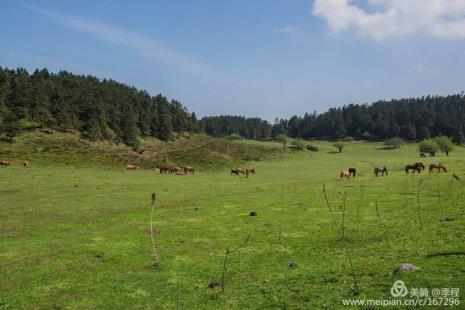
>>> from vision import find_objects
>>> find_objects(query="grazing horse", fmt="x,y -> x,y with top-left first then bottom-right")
340,170 -> 351,179
23,160 -> 29,168
374,167 -> 388,177
126,163 -> 139,170
429,163 -> 447,173
231,168 -> 245,175
348,168 -> 356,177
171,166 -> 183,174
158,165 -> 168,174
416,162 -> 425,170
0,160 -> 12,167
248,168 -> 256,174
183,166 -> 195,175
420,153 -> 426,158
405,162 -> 424,174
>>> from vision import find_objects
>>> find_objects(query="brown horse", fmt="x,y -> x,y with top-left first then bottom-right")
23,160 -> 29,168
405,162 -> 424,174
0,160 -> 12,167
171,166 -> 183,174
231,168 -> 245,175
248,168 -> 256,174
126,163 -> 139,170
429,163 -> 447,173
340,170 -> 351,179
183,166 -> 195,175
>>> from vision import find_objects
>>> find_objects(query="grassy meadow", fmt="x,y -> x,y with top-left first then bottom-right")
1,136 -> 465,308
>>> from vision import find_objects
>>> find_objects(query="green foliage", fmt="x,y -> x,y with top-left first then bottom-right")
291,138 -> 305,150
433,136 -> 455,154
306,144 -> 318,152
275,134 -> 288,148
0,67 -> 198,147
334,142 -> 344,152
383,137 -> 404,149
418,139 -> 438,154
226,133 -> 244,140
16,118 -> 39,131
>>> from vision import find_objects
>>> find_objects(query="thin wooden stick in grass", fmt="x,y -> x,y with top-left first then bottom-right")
220,233 -> 251,293
417,180 -> 423,229
322,185 -> 358,290
341,192 -> 347,241
375,200 -> 381,222
150,192 -> 159,264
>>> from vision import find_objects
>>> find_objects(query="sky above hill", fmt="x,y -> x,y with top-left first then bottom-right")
1,0 -> 465,120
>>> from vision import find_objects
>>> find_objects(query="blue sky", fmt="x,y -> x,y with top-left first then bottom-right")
1,0 -> 465,120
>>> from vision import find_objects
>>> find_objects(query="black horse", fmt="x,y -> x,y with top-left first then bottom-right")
348,168 -> 356,177
374,167 -> 388,177
405,162 -> 425,174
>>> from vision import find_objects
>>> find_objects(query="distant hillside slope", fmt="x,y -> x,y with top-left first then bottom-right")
0,130 -> 285,169
0,67 -> 198,149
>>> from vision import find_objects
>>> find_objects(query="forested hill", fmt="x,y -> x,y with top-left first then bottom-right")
202,95 -> 465,143
0,67 -> 199,149
1,67 -> 465,147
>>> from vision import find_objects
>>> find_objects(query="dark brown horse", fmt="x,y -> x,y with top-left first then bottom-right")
374,167 -> 388,177
405,162 -> 425,174
348,168 -> 356,177
429,163 -> 447,173
248,168 -> 256,174
231,168 -> 245,175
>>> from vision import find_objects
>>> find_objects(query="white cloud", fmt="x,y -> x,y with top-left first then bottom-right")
27,6 -> 213,76
312,0 -> 465,40
407,63 -> 443,75
274,25 -> 300,34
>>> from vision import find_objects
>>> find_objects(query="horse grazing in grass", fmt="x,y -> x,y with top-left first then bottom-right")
231,168 -> 245,175
405,162 -> 424,174
429,163 -> 447,173
0,160 -> 12,167
183,166 -> 195,175
158,165 -> 171,174
348,168 -> 356,177
126,163 -> 139,170
340,170 -> 351,179
374,167 -> 388,177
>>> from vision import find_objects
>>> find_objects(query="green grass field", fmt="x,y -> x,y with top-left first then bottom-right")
1,137 -> 465,309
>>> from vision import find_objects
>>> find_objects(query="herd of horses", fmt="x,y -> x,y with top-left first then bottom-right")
340,162 -> 447,179
125,163 -> 195,175
231,167 -> 256,177
0,158 -> 448,179
0,160 -> 29,168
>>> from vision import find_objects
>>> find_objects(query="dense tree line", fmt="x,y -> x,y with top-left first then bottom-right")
0,67 -> 199,148
202,95 -> 465,143
200,115 -> 271,139
2,67 -> 464,147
